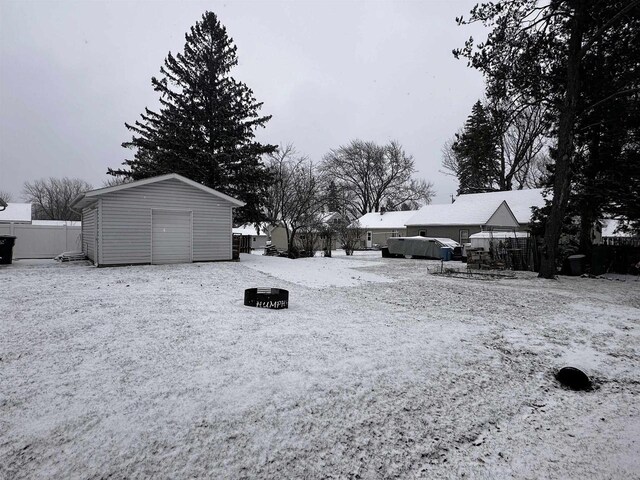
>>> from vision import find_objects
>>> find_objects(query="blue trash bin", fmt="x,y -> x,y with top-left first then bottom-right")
440,247 -> 453,261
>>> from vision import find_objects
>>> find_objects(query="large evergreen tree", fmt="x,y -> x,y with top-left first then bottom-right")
108,11 -> 276,225
571,4 -> 640,250
450,101 -> 498,194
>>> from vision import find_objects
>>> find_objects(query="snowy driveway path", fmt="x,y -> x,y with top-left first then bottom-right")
1,256 -> 639,479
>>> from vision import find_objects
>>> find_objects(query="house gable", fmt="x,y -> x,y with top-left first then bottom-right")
485,201 -> 519,228
72,173 -> 245,210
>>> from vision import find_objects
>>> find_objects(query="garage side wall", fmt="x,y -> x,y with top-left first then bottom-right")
99,179 -> 233,265
82,207 -> 97,262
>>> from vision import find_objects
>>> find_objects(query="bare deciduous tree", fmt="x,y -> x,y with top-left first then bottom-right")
264,145 -> 325,256
22,177 -> 92,221
441,101 -> 548,192
0,190 -> 13,204
320,140 -> 433,218
102,175 -> 133,188
338,219 -> 364,256
491,102 -> 549,190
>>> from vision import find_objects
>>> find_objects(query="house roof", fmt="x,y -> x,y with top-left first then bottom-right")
319,211 -> 341,224
352,210 -> 417,229
71,173 -> 246,209
405,200 -> 518,227
406,188 -> 545,227
0,203 -> 32,223
453,188 -> 546,224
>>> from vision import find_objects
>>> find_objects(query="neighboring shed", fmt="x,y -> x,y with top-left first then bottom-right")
233,224 -> 268,249
405,199 -> 521,244
71,173 -> 245,266
351,210 -> 418,248
0,205 -> 84,259
468,231 -> 530,251
270,211 -> 342,252
0,203 -> 32,224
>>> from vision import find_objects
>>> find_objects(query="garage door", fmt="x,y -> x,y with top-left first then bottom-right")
152,210 -> 192,264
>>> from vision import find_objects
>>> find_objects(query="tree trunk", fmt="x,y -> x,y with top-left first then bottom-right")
579,125 -> 602,256
539,0 -> 586,279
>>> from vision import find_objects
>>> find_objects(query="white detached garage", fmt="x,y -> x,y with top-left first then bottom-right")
71,173 -> 245,266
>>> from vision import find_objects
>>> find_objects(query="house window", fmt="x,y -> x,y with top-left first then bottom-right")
391,230 -> 399,237
419,230 -> 427,237
459,229 -> 469,244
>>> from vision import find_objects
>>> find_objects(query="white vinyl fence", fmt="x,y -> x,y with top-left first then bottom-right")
0,223 -> 82,259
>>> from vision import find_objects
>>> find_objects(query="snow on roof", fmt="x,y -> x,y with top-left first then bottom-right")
406,189 -> 545,226
453,188 -> 546,224
469,231 -> 530,239
0,203 -> 31,222
434,237 -> 461,247
600,219 -> 632,237
233,224 -> 267,236
319,212 -> 341,223
406,204 -> 459,226
353,210 -> 417,229
406,201 -> 517,227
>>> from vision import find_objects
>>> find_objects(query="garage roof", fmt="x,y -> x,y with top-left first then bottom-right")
71,173 -> 246,209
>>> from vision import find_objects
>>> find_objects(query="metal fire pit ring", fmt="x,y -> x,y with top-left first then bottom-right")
244,288 -> 289,310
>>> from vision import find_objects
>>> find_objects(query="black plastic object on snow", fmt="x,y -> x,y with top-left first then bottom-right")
244,288 -> 289,309
567,254 -> 586,276
0,235 -> 17,265
555,366 -> 592,391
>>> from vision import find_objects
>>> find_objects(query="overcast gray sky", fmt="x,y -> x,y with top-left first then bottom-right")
0,0 -> 487,204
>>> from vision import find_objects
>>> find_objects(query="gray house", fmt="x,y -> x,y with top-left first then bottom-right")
71,173 -> 244,266
405,189 -> 545,244
405,200 -> 520,244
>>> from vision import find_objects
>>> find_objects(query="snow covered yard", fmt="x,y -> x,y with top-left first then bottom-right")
1,254 -> 639,479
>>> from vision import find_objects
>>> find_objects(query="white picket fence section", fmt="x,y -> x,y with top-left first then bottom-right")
0,223 -> 82,259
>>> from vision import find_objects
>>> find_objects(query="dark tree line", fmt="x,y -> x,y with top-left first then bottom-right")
453,0 -> 640,278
